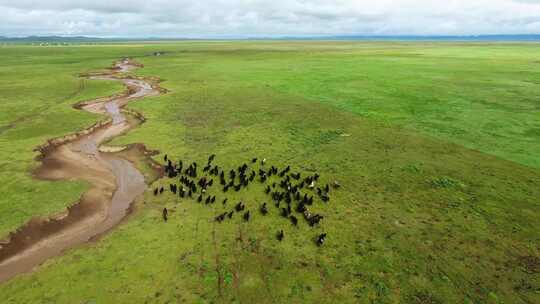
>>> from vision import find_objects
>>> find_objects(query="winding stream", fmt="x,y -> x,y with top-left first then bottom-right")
0,59 -> 162,283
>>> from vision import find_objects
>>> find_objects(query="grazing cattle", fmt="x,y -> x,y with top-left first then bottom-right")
164,154 -> 168,162
279,165 -> 290,177
215,212 -> 226,223
235,202 -> 245,212
187,162 -> 198,178
333,180 -> 341,189
177,161 -> 183,174
285,193 -> 291,204
296,202 -> 306,213
162,208 -> 168,222
304,211 -> 324,227
289,215 -> 298,226
159,158 -> 331,243
277,230 -> 284,241
198,177 -> 207,188
260,203 -> 268,215
316,233 -> 327,246
170,184 -> 177,194
321,193 -> 330,202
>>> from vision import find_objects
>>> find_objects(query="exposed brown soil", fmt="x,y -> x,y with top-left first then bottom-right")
0,59 -> 164,283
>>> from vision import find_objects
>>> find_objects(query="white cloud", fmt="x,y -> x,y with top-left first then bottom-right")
0,0 -> 539,37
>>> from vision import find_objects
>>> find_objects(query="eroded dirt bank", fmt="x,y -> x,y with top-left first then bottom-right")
0,59 -> 164,283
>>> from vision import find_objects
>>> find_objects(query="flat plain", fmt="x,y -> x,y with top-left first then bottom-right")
0,41 -> 539,303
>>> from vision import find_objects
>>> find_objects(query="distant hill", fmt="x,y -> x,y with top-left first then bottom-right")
0,36 -> 108,43
1,34 -> 539,43
263,34 -> 540,41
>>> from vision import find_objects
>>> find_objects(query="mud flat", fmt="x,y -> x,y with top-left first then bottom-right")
0,59 -> 164,283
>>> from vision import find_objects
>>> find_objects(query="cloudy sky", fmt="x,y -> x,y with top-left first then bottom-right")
1,0 -> 539,37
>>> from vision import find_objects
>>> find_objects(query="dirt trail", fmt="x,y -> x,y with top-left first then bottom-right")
0,59 -> 163,283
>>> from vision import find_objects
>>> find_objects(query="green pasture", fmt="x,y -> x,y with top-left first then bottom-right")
0,42 -> 538,303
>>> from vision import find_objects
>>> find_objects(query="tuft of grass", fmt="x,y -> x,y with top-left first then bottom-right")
431,176 -> 464,188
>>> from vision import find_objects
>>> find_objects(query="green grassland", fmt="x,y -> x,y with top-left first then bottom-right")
0,42 -> 539,303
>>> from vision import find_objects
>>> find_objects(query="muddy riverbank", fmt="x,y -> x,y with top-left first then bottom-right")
0,59 -> 164,283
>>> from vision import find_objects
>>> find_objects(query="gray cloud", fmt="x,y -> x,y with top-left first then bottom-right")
0,0 -> 539,37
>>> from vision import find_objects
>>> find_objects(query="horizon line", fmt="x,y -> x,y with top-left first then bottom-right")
2,34 -> 540,39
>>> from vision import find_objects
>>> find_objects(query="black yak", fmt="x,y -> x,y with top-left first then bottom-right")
277,230 -> 284,241
162,208 -> 168,222
235,202 -> 245,212
316,233 -> 327,246
260,203 -> 268,215
290,215 -> 298,226
215,212 -> 227,223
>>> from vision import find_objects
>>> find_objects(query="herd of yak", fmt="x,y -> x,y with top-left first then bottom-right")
154,154 -> 340,246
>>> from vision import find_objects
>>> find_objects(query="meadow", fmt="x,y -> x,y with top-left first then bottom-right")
0,41 -> 539,303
